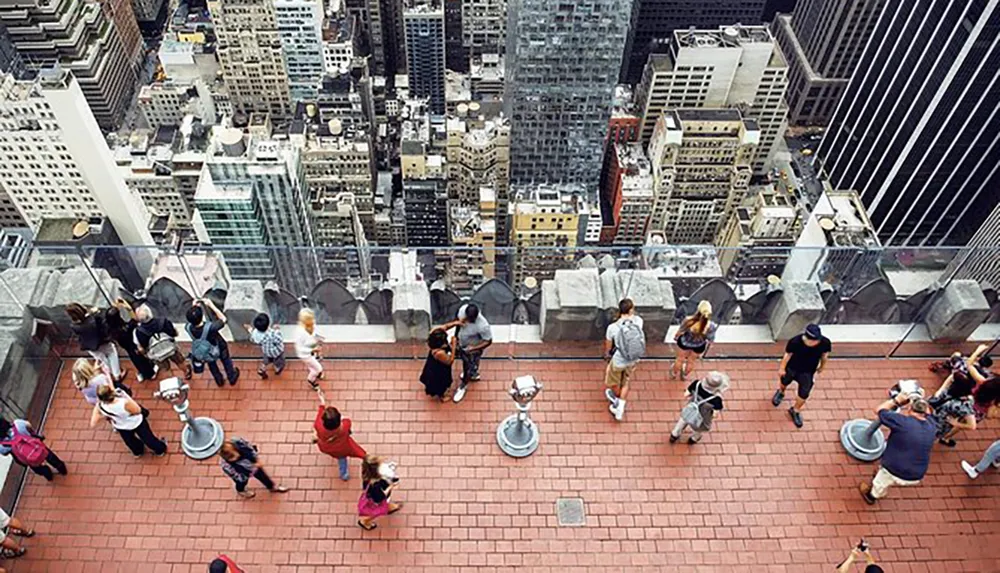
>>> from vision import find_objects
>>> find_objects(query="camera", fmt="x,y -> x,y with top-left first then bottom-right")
856,538 -> 868,553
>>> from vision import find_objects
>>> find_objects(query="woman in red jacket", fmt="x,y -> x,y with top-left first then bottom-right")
313,388 -> 367,481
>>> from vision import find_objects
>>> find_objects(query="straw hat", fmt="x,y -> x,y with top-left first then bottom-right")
701,371 -> 730,393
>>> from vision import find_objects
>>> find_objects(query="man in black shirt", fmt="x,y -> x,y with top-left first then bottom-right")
186,299 -> 240,387
771,323 -> 831,428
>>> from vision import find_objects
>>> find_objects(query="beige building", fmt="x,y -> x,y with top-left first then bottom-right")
447,196 -> 497,294
636,25 -> 788,174
717,189 -> 802,282
445,112 -> 510,245
647,109 -> 759,245
209,0 -> 292,119
509,184 -> 587,286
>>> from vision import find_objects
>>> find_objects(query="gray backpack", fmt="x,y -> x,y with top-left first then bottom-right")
614,318 -> 646,363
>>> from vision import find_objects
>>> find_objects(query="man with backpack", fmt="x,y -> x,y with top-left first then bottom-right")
603,298 -> 646,421
186,299 -> 240,387
0,418 -> 67,482
135,304 -> 192,380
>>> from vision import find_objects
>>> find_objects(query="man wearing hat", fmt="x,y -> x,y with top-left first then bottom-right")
772,323 -> 831,428
860,393 -> 936,504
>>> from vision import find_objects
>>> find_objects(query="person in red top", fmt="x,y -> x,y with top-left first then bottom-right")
209,555 -> 244,572
313,388 -> 366,481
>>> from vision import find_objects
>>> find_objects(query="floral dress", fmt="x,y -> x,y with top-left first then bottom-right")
932,396 -> 976,437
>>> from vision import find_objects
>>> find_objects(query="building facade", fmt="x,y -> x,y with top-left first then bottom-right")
601,142 -> 653,246
274,0 -> 326,101
717,188 -> 801,282
635,25 -> 789,174
403,179 -> 449,247
647,109 -> 759,244
505,0 -> 632,188
444,0 -> 466,72
620,0 -> 766,85
209,0 -> 293,119
462,0 -> 505,58
509,184 -> 587,285
404,1 -> 446,114
771,0 -> 885,126
817,0 -> 1000,246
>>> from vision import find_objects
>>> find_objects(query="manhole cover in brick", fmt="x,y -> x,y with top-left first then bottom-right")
556,497 -> 586,526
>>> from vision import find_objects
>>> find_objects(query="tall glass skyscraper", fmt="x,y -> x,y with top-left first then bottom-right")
505,0 -> 633,188
818,0 -> 1000,246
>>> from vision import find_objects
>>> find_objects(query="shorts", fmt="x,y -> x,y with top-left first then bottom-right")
780,369 -> 815,400
605,362 -> 635,389
677,338 -> 707,354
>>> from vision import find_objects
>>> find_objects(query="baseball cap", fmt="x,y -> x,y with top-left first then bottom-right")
804,323 -> 822,339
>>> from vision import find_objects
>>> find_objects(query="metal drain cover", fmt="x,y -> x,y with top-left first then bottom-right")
556,497 -> 586,526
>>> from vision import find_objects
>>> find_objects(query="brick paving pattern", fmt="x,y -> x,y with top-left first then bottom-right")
7,351 -> 1000,572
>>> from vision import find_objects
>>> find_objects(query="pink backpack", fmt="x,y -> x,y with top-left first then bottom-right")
2,426 -> 48,467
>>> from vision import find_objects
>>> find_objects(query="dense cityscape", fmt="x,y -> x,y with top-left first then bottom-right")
0,0 -> 995,300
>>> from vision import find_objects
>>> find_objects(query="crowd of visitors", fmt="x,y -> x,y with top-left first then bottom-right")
0,295 -> 994,570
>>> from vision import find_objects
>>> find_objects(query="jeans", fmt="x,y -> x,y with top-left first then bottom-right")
118,334 -> 156,380
338,457 -> 350,480
235,468 -> 275,492
25,450 -> 68,481
457,347 -> 482,387
670,416 -> 704,442
206,343 -> 239,386
974,439 -> 1000,473
871,466 -> 920,499
88,342 -> 121,379
117,418 -> 167,456
258,352 -> 286,376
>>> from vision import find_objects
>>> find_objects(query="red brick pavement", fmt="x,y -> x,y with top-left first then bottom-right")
7,352 -> 1000,572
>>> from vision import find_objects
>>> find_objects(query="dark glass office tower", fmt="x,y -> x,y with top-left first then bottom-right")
818,0 -> 1000,246
620,0 -> 765,85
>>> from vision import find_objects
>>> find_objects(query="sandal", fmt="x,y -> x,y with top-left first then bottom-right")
1,547 -> 26,559
357,520 -> 377,531
237,490 -> 256,499
388,503 -> 404,514
939,438 -> 957,447
9,527 -> 34,538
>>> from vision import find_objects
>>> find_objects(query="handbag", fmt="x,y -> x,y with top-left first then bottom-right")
680,381 -> 720,430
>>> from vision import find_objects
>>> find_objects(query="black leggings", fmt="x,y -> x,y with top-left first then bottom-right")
235,468 -> 275,492
24,450 -> 68,481
117,418 -> 167,456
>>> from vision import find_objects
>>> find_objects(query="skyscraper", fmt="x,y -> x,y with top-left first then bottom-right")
463,0 -> 506,58
444,0 -> 466,72
818,0 -> 1000,246
635,25 -> 788,174
0,0 -> 141,130
620,0 -> 766,85
505,0 -> 632,187
0,23 -> 24,79
209,0 -> 292,119
274,0 -> 326,101
772,0 -> 885,125
404,1 -> 446,114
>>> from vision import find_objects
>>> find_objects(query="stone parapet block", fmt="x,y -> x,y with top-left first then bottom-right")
1,267 -> 121,339
925,280 -> 990,342
768,281 -> 825,340
225,280 -> 267,342
599,270 -> 676,342
392,281 -> 431,341
540,268 -> 601,341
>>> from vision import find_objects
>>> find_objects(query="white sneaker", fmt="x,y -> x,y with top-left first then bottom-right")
604,389 -> 618,405
962,460 -> 980,479
609,400 -> 626,421
993,458 -> 1000,469
452,385 -> 467,403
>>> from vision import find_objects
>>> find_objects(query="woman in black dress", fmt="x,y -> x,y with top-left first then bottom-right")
420,328 -> 455,400
105,299 -> 157,382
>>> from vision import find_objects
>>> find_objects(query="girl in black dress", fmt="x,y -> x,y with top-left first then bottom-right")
420,328 -> 455,401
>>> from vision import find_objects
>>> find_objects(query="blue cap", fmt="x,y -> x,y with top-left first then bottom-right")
804,323 -> 822,339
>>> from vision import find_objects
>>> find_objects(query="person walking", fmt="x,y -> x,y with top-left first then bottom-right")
961,439 -> 1000,479
0,418 -> 67,482
357,455 -> 403,530
420,328 -> 456,400
90,384 -> 168,458
105,298 -> 157,382
603,298 -> 646,422
438,304 -> 492,404
669,371 -> 730,444
186,299 -> 240,387
0,507 -> 34,560
66,302 -> 125,383
772,323 -> 831,428
930,394 -> 977,447
246,313 -> 285,379
313,388 -> 366,480
859,394 -> 936,504
671,301 -> 718,380
218,438 -> 290,499
135,304 -> 192,379
209,555 -> 245,573
295,308 -> 325,389
72,358 -> 114,405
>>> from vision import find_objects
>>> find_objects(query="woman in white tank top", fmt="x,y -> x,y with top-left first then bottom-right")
90,384 -> 168,458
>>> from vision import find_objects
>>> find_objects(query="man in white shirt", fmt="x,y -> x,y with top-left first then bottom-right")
439,303 -> 493,403
603,299 -> 645,421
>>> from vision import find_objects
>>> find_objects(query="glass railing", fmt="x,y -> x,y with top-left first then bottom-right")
4,241 -> 997,362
